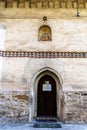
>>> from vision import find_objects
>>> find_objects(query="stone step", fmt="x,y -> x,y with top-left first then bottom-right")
36,116 -> 58,122
33,122 -> 62,128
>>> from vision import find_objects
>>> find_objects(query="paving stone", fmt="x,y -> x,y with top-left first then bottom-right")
0,123 -> 87,130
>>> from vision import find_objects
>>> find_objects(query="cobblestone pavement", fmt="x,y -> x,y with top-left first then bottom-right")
0,123 -> 87,130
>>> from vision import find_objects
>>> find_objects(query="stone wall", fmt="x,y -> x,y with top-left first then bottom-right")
64,91 -> 87,123
0,18 -> 87,51
0,58 -> 87,123
1,58 -> 87,88
0,90 -> 87,124
0,8 -> 87,124
0,91 -> 29,124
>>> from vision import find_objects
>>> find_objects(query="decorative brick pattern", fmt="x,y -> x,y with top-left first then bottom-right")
0,0 -> 86,9
0,51 -> 87,58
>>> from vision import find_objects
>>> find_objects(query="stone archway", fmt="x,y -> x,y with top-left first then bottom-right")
30,68 -> 64,122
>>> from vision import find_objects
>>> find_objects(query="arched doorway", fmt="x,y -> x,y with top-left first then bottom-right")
37,74 -> 57,117
30,68 -> 64,122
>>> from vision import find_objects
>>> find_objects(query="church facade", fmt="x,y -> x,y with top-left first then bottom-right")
0,0 -> 87,124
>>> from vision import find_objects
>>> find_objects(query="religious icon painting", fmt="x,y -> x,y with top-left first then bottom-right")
39,25 -> 52,41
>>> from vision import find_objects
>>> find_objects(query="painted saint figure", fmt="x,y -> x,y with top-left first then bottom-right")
39,25 -> 52,41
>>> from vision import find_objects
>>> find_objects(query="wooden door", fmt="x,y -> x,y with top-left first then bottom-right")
37,75 -> 57,117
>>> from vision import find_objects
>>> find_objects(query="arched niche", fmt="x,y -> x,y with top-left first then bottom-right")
38,25 -> 52,41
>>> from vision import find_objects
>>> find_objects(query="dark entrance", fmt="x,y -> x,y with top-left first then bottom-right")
37,74 -> 57,117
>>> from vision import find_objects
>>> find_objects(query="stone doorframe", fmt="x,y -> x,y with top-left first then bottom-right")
29,67 -> 64,122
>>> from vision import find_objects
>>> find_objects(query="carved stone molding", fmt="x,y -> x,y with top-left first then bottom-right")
0,51 -> 87,58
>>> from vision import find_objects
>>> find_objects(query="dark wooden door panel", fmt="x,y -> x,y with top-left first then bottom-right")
37,75 -> 57,117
